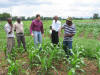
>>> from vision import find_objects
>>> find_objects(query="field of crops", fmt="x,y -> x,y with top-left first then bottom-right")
0,20 -> 100,75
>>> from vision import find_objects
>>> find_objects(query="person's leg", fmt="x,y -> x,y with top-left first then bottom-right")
38,32 -> 42,50
21,35 -> 26,50
6,38 -> 13,58
51,30 -> 58,46
67,41 -> 72,49
51,30 -> 55,44
33,31 -> 38,48
16,34 -> 21,48
10,37 -> 15,52
63,41 -> 73,58
67,41 -> 73,56
38,32 -> 42,44
55,32 -> 59,44
6,38 -> 10,58
12,37 -> 15,48
63,41 -> 68,55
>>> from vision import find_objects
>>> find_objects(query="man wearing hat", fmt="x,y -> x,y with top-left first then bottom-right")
61,17 -> 76,58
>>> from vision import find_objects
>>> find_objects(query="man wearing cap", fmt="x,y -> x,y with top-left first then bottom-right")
4,18 -> 15,58
51,16 -> 61,45
61,17 -> 76,58
14,18 -> 26,51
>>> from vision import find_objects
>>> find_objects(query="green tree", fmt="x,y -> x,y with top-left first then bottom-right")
93,13 -> 99,19
0,13 -> 11,20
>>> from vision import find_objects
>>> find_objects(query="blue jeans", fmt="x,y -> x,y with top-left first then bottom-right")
63,41 -> 72,56
33,31 -> 42,48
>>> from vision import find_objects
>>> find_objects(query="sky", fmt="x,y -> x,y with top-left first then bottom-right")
0,0 -> 100,18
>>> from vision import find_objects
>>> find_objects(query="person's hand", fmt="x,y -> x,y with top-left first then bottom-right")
64,34 -> 68,37
64,34 -> 73,37
58,32 -> 61,37
31,33 -> 34,37
42,34 -> 44,37
8,30 -> 12,34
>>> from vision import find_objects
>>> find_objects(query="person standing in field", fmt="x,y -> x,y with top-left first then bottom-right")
61,17 -> 76,58
14,17 -> 26,51
4,18 -> 15,58
30,14 -> 44,49
51,16 -> 61,45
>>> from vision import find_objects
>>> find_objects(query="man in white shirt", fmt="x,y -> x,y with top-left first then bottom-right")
51,16 -> 61,45
4,18 -> 15,58
14,18 -> 26,51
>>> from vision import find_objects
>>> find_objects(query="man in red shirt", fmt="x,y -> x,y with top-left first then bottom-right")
30,14 -> 44,49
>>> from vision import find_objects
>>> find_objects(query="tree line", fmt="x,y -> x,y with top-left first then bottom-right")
0,13 -> 100,21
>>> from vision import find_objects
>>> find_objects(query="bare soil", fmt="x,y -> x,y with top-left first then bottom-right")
0,51 -> 100,75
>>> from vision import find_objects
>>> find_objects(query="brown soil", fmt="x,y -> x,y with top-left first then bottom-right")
79,32 -> 84,37
0,51 -> 8,75
0,51 -> 100,75
87,32 -> 94,39
83,59 -> 99,75
97,33 -> 100,41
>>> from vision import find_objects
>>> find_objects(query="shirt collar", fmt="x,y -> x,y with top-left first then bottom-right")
66,23 -> 73,27
35,19 -> 40,22
16,22 -> 22,24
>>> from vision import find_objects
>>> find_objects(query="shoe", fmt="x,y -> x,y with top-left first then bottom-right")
39,48 -> 42,51
67,56 -> 69,59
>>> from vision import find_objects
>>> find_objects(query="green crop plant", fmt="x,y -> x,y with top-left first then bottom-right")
7,59 -> 21,75
28,48 -> 40,69
95,51 -> 100,72
34,43 -> 59,74
67,46 -> 85,75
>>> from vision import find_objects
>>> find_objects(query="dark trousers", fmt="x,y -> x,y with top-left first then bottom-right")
63,41 -> 72,56
16,33 -> 26,50
51,30 -> 59,44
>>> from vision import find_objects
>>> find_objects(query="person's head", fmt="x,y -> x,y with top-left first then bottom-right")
54,16 -> 58,22
66,17 -> 72,26
36,14 -> 41,21
7,18 -> 12,25
17,17 -> 21,23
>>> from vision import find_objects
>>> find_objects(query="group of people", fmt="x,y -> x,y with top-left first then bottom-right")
4,14 -> 76,58
4,17 -> 27,58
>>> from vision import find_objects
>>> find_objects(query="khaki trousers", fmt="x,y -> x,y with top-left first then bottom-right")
6,37 -> 15,57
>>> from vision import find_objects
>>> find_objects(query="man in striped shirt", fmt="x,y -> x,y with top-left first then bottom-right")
62,17 -> 76,58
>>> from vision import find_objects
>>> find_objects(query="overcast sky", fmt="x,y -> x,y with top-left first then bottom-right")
0,0 -> 100,18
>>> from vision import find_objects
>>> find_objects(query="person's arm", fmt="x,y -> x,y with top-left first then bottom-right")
58,22 -> 61,36
4,25 -> 9,33
71,25 -> 76,36
51,21 -> 55,30
61,25 -> 65,29
4,24 -> 12,34
30,21 -> 34,37
9,24 -> 13,34
64,25 -> 76,37
13,23 -> 16,31
58,28 -> 61,37
41,22 -> 44,36
64,33 -> 75,37
61,23 -> 65,30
